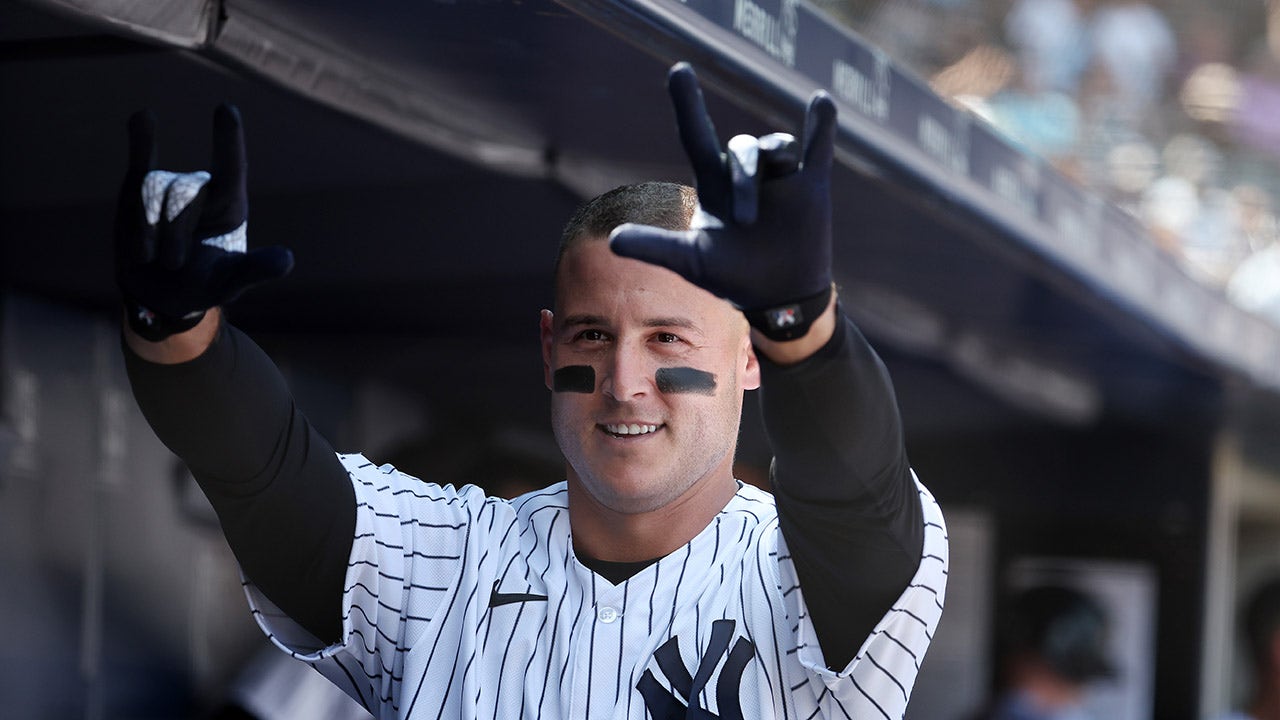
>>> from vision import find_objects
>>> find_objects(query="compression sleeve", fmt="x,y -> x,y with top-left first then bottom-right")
757,309 -> 923,670
123,319 -> 354,644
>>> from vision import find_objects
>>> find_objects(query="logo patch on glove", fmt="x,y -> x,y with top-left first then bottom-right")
766,305 -> 801,330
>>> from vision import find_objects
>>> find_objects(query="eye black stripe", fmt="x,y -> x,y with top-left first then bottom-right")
656,367 -> 717,395
553,365 -> 595,393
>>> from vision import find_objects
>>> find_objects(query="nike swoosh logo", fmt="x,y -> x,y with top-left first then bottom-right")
489,579 -> 548,607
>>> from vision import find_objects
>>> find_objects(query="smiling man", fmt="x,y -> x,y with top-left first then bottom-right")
545,206 -> 760,556
118,64 -> 947,719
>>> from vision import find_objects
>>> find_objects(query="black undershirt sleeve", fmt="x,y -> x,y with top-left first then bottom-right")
123,319 -> 354,645
757,308 -> 923,671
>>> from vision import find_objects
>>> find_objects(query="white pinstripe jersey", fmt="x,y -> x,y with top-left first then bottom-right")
245,452 -> 949,719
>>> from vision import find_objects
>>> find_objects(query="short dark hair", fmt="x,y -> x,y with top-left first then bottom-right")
1244,576 -> 1280,672
1004,585 -> 1115,682
554,181 -> 697,274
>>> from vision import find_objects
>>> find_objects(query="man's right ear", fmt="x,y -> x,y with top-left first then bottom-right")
540,309 -> 555,390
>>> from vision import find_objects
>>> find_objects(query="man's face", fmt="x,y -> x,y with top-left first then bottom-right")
540,239 -> 761,516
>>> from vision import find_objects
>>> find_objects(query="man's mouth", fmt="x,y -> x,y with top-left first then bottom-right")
600,423 -> 663,438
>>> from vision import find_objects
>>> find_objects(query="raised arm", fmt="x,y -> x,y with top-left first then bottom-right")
611,64 -> 922,668
116,106 -> 353,643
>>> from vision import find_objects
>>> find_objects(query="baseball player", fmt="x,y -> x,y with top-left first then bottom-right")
971,585 -> 1116,720
118,63 -> 947,718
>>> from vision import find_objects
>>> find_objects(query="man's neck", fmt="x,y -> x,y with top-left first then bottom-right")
566,475 -> 739,563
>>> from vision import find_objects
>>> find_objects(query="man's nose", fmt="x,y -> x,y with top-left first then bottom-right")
600,344 -> 652,401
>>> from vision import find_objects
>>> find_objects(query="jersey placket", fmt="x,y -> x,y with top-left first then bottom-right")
566,563 -> 613,717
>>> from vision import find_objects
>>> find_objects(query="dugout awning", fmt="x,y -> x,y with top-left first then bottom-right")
5,0 -> 1279,432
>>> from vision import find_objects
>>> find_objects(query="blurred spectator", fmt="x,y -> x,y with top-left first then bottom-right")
1087,0 -> 1177,134
1229,183 -> 1280,259
1227,185 -> 1280,325
1004,0 -> 1091,96
970,585 -> 1117,720
864,0 -> 985,76
966,0 -> 1090,172
1230,45 -> 1280,165
1141,133 -> 1251,284
1101,139 -> 1160,215
1179,61 -> 1242,130
1074,54 -> 1149,193
932,43 -> 1018,102
984,69 -> 1082,167
1216,576 -> 1280,720
1177,8 -> 1236,79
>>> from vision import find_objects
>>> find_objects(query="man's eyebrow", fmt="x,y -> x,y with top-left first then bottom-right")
561,314 -> 609,328
559,315 -> 701,331
644,317 -> 699,330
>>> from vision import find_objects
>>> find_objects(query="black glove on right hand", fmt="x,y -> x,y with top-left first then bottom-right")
115,104 -> 293,342
610,63 -> 838,341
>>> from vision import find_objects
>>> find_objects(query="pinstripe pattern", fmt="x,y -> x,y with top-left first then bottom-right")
244,455 -> 947,719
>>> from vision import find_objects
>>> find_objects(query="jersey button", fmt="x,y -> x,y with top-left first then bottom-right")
597,606 -> 619,623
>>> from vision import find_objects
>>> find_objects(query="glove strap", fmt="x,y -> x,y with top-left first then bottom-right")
124,299 -> 206,343
744,284 -> 833,342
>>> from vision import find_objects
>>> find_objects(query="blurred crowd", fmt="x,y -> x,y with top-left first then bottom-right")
818,0 -> 1280,325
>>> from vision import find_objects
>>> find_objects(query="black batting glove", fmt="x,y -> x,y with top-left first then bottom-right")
610,63 -> 838,341
115,104 -> 293,342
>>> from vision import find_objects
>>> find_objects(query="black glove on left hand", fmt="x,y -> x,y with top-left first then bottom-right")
115,104 -> 293,342
610,63 -> 838,341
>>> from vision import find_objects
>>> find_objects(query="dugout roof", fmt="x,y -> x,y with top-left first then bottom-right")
4,0 -> 1279,439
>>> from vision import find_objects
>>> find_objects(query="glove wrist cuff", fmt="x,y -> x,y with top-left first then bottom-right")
743,284 -> 833,342
124,299 -> 206,343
